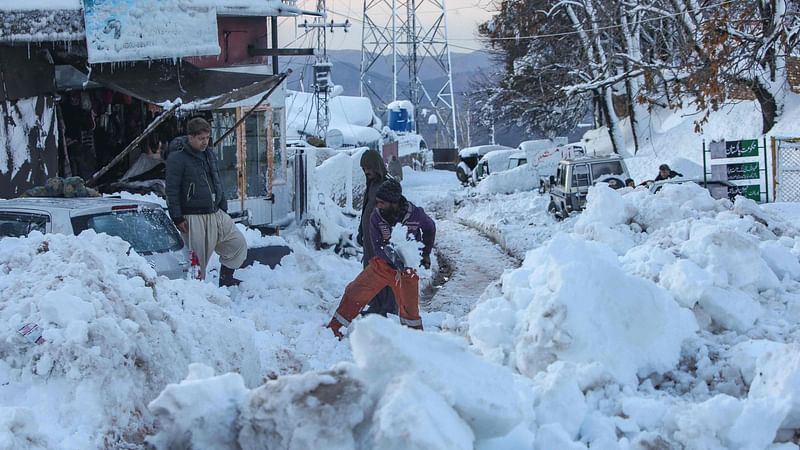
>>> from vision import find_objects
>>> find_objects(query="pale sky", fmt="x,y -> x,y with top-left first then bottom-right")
281,0 -> 496,53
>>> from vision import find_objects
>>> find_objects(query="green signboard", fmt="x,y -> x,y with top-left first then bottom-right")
726,139 -> 759,157
711,161 -> 760,181
728,184 -> 761,201
709,139 -> 760,159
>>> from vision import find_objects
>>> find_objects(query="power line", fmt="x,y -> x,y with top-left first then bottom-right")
326,0 -> 736,45
446,0 -> 737,42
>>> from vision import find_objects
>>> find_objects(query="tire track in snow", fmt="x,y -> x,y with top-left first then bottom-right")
422,219 -> 519,321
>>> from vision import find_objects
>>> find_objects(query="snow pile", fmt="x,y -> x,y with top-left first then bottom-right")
468,233 -> 698,387
389,223 -> 424,269
477,163 -> 539,195
286,91 -> 382,146
314,148 -> 367,210
146,316 -> 524,450
0,231 -> 264,448
596,101 -> 765,182
462,177 -> 800,448
454,190 -> 557,259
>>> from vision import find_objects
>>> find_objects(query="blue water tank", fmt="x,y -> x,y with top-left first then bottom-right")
388,108 -> 409,132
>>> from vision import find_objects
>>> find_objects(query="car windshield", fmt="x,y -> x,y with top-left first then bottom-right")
72,208 -> 183,254
590,161 -> 624,181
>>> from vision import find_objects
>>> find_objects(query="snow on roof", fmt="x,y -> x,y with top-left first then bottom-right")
0,0 -> 308,14
0,1 -> 314,44
458,144 -> 512,158
0,197 -> 159,212
287,90 -> 381,145
0,9 -> 84,42
215,0 -> 312,16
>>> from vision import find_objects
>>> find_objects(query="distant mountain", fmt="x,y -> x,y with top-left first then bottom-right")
283,49 -> 494,98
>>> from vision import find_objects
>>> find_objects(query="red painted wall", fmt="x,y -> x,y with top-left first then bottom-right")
189,17 -> 268,68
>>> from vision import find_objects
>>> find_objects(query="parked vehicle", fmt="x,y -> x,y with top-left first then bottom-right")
471,149 -> 526,184
518,138 -> 566,172
648,178 -> 739,200
535,143 -> 586,193
0,197 -> 190,279
456,144 -> 513,183
547,154 -> 630,219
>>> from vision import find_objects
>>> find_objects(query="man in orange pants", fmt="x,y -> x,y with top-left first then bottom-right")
328,179 -> 436,338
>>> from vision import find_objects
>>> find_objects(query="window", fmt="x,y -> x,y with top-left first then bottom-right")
572,164 -> 590,187
71,208 -> 182,255
590,161 -> 624,181
211,110 -> 239,200
0,213 -> 49,237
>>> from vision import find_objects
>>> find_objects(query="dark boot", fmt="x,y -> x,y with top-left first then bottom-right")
219,265 -> 242,287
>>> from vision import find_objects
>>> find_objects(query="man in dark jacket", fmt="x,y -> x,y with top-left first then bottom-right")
328,179 -> 436,338
165,117 -> 247,287
358,150 -> 397,316
654,164 -> 683,181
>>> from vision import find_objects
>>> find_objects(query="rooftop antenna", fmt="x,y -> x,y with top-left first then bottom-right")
360,0 -> 458,148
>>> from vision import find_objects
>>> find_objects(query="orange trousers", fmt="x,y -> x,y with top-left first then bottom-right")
330,257 -> 422,334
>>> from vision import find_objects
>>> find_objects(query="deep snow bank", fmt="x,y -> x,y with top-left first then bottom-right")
465,180 -> 800,448
0,232 -> 263,449
146,315 -> 525,450
477,163 -> 539,195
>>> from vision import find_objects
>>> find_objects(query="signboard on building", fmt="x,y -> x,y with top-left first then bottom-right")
83,0 -> 220,64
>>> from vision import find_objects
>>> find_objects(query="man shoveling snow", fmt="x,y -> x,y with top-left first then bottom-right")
327,179 -> 436,338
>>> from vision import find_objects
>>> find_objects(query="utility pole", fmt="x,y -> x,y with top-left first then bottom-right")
361,0 -> 458,147
298,3 -> 350,139
464,96 -> 471,148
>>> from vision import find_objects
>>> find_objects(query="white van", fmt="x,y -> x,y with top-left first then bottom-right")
456,144 -> 514,183
471,149 -> 526,184
518,138 -> 571,180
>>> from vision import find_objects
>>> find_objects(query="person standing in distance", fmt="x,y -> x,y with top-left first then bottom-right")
165,117 -> 247,287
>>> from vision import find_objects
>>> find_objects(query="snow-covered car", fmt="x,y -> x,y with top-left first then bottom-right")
471,149 -> 527,185
648,178 -> 739,200
0,197 -> 190,279
456,144 -> 513,183
548,154 -> 630,219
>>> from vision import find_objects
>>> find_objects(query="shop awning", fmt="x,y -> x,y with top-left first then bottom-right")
72,59 -> 283,110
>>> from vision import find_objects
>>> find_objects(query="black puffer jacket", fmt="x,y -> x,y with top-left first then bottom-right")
165,136 -> 227,223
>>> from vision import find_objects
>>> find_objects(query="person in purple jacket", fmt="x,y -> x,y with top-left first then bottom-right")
327,179 -> 436,338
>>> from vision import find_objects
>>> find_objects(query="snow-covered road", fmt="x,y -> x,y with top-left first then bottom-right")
400,169 -> 521,327
423,219 -> 518,325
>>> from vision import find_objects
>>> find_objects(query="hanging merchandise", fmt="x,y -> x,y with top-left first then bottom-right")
80,91 -> 93,111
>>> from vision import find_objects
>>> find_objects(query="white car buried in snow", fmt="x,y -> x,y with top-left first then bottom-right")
0,197 -> 190,279
471,149 -> 527,185
456,144 -> 514,184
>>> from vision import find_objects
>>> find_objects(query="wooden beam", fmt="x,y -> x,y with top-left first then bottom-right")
248,46 -> 315,57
